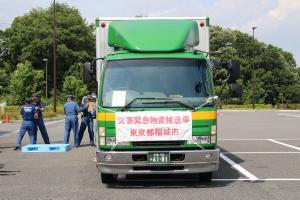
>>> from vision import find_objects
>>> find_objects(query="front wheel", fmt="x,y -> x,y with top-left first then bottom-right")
101,173 -> 116,184
198,172 -> 212,182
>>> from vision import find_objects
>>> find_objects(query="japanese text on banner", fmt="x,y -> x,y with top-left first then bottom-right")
115,111 -> 192,142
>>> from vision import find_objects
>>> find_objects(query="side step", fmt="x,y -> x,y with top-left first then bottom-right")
22,144 -> 71,153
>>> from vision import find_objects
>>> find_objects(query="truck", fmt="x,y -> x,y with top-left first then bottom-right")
83,17 -> 242,184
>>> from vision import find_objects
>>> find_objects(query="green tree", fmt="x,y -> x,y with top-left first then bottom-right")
3,3 -> 95,89
64,62 -> 82,79
62,75 -> 88,103
210,25 -> 299,105
8,61 -> 44,105
0,69 -> 9,97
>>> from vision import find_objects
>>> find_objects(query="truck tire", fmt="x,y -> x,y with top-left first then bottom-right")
198,172 -> 212,182
101,173 -> 116,184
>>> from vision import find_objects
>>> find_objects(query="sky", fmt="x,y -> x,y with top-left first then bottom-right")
0,0 -> 299,66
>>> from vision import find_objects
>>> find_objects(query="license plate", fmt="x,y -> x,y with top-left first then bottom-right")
148,152 -> 170,163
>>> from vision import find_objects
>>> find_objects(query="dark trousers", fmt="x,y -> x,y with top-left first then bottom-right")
33,117 -> 50,144
78,116 -> 94,145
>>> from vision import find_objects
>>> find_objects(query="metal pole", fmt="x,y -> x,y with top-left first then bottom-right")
43,58 -> 48,104
53,0 -> 57,112
252,26 -> 257,110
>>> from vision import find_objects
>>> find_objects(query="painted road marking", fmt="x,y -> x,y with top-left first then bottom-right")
222,151 -> 300,154
212,179 -> 300,181
277,113 -> 300,118
0,119 -> 65,138
219,138 -> 300,141
220,153 -> 258,181
267,139 -> 300,151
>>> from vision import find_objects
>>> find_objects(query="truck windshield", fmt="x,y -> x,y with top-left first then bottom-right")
101,58 -> 213,108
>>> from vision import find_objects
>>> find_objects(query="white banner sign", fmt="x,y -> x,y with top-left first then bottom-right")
115,111 -> 192,142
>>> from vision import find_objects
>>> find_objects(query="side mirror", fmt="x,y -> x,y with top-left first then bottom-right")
83,62 -> 92,82
228,83 -> 243,98
227,60 -> 240,83
210,59 -> 222,70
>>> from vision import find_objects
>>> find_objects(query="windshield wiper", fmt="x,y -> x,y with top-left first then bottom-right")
142,100 -> 194,110
120,97 -> 171,111
193,96 -> 218,111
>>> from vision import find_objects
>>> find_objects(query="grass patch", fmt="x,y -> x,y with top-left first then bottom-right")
221,104 -> 300,110
0,105 -> 65,121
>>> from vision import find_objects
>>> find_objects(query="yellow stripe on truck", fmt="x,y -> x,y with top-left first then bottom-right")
192,111 -> 216,120
97,112 -> 115,121
97,111 -> 216,121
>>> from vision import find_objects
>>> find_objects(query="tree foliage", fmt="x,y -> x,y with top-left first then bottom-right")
8,61 -> 44,104
210,26 -> 299,104
62,76 -> 88,103
2,3 -> 94,88
0,69 -> 9,97
1,3 -> 299,106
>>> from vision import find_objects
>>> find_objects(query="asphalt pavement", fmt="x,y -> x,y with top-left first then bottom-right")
0,111 -> 299,200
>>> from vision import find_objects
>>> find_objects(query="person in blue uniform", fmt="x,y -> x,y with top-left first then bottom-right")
78,95 -> 96,146
14,98 -> 37,150
64,95 -> 80,147
31,95 -> 50,144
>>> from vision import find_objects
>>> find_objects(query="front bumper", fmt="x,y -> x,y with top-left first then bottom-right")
96,149 -> 219,175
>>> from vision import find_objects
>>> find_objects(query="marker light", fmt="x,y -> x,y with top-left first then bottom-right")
199,21 -> 205,27
100,136 -> 105,145
99,127 -> 105,136
210,135 -> 216,144
101,22 -> 106,28
211,125 -> 217,135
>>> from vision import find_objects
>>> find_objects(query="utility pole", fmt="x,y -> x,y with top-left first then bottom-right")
252,26 -> 257,110
43,58 -> 48,104
53,0 -> 57,112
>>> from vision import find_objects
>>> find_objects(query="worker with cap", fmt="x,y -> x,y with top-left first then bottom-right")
31,95 -> 50,144
78,95 -> 96,146
14,97 -> 37,150
64,95 -> 80,147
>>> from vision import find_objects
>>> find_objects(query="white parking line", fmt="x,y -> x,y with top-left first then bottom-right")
277,113 -> 300,118
267,139 -> 300,151
212,178 -> 300,181
222,151 -> 300,154
219,138 -> 300,141
0,119 -> 65,138
220,153 -> 258,181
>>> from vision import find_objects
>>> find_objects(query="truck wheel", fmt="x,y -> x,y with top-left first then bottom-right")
101,173 -> 116,184
198,172 -> 212,182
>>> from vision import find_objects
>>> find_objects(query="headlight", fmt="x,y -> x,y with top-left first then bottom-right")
105,137 -> 129,146
187,136 -> 210,144
106,137 -> 116,146
118,141 -> 130,146
99,127 -> 105,136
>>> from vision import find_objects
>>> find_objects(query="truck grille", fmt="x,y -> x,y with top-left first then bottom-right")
132,166 -> 184,171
